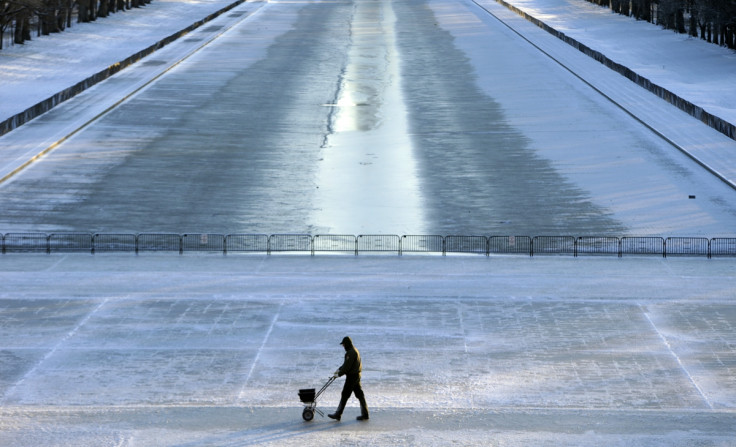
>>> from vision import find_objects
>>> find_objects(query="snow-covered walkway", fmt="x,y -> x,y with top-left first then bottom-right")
1,254 -> 735,445
0,0 -> 245,131
493,0 -> 736,129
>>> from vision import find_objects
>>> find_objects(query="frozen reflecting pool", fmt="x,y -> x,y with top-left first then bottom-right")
0,0 -> 735,235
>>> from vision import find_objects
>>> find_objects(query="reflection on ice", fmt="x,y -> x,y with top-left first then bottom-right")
311,0 -> 426,235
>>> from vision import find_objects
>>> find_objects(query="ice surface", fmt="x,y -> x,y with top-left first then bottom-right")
1,0 -> 736,235
312,0 -> 427,234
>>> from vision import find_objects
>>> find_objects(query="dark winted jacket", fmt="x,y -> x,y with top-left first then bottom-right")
337,337 -> 362,376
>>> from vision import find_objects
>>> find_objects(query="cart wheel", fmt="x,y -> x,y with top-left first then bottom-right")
302,408 -> 314,421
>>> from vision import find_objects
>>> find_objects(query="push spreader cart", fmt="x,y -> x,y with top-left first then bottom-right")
298,376 -> 336,421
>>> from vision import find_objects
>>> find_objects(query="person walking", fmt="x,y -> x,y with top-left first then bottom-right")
328,336 -> 369,421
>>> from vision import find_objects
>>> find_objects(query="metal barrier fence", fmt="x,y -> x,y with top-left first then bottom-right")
2,233 -> 736,258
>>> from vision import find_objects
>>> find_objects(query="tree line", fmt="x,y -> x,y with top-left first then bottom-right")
586,0 -> 736,49
0,0 -> 152,50
2,0 -> 733,52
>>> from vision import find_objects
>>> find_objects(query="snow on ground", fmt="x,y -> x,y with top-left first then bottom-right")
500,0 -> 736,125
0,0 -> 244,122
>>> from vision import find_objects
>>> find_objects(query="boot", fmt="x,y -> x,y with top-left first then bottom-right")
357,396 -> 369,421
330,399 -> 346,421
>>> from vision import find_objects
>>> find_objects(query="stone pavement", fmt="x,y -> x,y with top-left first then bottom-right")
0,254 -> 735,445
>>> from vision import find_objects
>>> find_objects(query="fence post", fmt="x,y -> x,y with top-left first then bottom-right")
530,237 -> 534,257
660,237 -> 666,258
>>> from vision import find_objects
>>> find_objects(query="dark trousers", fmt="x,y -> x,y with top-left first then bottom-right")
336,373 -> 369,417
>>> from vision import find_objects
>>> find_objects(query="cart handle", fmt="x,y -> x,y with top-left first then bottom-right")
314,376 -> 336,400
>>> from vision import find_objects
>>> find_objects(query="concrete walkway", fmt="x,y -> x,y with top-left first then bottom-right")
0,254 -> 735,445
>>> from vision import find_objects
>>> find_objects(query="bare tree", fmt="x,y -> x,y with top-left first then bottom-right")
0,1 -> 23,48
39,0 -> 69,34
631,0 -> 653,22
587,0 -> 734,49
1,0 -> 43,45
1,0 -> 155,51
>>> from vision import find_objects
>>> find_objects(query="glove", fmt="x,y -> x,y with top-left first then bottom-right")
333,370 -> 340,378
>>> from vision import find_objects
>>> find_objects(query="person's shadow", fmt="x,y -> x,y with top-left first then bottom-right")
172,416 -> 361,446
